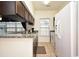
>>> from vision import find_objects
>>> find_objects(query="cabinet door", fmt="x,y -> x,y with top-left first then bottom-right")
16,1 -> 25,18
28,14 -> 31,23
0,1 -> 15,15
31,15 -> 33,24
31,16 -> 34,25
25,9 -> 29,21
31,16 -> 33,23
32,17 -> 34,25
55,34 -> 62,56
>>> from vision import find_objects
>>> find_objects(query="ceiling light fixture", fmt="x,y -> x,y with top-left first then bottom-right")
43,0 -> 50,5
0,17 -> 2,21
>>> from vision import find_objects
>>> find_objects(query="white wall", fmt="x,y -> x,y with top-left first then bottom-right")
55,1 -> 77,57
22,1 -> 34,16
34,10 -> 58,31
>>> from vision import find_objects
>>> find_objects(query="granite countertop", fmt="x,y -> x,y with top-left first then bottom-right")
26,33 -> 37,38
0,33 -> 38,38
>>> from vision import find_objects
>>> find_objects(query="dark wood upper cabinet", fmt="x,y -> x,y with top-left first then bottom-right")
0,1 -> 25,18
31,15 -> 34,25
28,13 -> 31,22
28,14 -> 34,25
32,17 -> 34,25
0,1 -> 34,25
25,9 -> 29,21
0,1 -> 25,22
16,1 -> 25,18
31,16 -> 33,23
0,1 -> 15,15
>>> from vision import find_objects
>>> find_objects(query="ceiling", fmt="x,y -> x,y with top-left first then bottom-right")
32,1 -> 70,11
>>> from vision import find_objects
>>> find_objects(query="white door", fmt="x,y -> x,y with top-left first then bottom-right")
38,18 -> 50,42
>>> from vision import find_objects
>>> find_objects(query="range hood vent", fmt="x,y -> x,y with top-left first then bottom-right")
21,22 -> 27,31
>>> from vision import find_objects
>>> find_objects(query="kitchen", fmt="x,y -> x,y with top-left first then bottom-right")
0,1 -> 78,57
0,1 -> 38,57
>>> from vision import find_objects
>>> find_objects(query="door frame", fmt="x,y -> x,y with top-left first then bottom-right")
38,18 -> 50,42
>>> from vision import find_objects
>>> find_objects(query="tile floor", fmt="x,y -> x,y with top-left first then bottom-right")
36,42 -> 56,57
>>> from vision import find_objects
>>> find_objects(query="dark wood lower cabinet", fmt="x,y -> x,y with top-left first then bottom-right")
33,36 -> 38,57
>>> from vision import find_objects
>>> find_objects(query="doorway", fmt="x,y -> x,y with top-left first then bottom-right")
38,18 -> 50,42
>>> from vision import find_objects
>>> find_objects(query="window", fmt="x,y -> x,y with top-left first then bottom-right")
0,22 -> 25,36
39,18 -> 50,36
